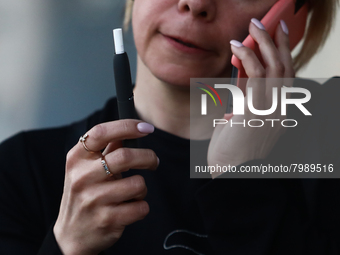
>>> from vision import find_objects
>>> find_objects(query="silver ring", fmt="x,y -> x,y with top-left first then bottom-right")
101,157 -> 113,176
79,134 -> 96,153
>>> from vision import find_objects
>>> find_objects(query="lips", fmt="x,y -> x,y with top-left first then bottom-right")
171,37 -> 198,48
162,33 -> 209,53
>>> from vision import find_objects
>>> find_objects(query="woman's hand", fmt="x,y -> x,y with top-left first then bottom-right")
208,18 -> 294,179
53,120 -> 159,255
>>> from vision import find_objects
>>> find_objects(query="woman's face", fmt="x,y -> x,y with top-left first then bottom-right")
132,0 -> 277,86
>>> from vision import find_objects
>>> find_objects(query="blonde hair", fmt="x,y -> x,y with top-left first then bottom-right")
294,0 -> 339,71
123,0 -> 134,32
123,0 -> 339,72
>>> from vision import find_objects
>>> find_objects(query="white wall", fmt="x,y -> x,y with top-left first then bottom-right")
0,0 -> 50,142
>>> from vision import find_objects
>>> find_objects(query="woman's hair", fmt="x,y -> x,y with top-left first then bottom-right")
294,0 -> 338,71
123,0 -> 134,32
123,0 -> 339,72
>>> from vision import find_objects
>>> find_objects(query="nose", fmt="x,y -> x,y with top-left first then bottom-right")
178,0 -> 216,21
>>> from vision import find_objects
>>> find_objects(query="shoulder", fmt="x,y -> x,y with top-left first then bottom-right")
1,97 -> 118,146
289,77 -> 340,164
294,76 -> 340,99
0,125 -> 78,193
291,77 -> 340,116
318,77 -> 340,107
304,77 -> 340,118
0,97 -> 118,175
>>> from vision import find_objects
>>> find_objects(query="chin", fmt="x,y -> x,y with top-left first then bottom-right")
150,62 -> 230,87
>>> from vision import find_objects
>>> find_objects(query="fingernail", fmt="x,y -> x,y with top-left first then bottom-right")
137,122 -> 154,134
230,40 -> 244,48
251,18 -> 266,30
280,20 -> 289,35
157,157 -> 160,166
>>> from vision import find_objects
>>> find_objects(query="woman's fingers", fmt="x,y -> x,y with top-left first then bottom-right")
74,120 -> 155,158
248,18 -> 285,78
106,147 -> 159,173
230,41 -> 266,79
112,200 -> 150,227
231,18 -> 295,81
84,175 -> 148,205
274,20 -> 295,78
230,18 -> 296,113
67,148 -> 158,188
275,19 -> 295,102
102,140 -> 123,156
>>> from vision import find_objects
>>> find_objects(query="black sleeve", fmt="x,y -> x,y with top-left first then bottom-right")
37,225 -> 63,255
0,133 -> 64,255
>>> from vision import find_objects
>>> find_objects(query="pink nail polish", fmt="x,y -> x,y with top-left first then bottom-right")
251,18 -> 266,30
137,122 -> 154,134
230,40 -> 244,48
280,20 -> 289,35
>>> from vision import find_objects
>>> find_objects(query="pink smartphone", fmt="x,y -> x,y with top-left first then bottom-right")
231,0 -> 309,93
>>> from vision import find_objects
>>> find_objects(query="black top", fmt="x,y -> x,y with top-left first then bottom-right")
0,78 -> 340,255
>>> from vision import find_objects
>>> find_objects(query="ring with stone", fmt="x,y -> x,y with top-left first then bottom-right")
79,134 -> 96,153
101,157 -> 113,177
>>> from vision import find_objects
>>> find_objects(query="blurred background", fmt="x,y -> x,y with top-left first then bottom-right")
0,0 -> 339,142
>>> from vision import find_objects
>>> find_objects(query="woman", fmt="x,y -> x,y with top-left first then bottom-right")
0,0 -> 339,254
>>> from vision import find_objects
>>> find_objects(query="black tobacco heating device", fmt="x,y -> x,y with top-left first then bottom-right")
113,28 -> 138,148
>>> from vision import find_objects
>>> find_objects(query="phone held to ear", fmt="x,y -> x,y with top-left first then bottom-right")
231,0 -> 308,93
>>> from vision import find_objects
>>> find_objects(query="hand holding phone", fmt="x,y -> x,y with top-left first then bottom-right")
231,0 -> 308,93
